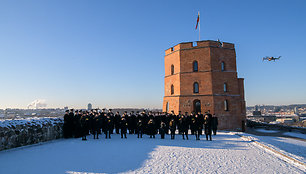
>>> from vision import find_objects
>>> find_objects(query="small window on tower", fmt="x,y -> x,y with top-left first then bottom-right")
193,61 -> 198,72
224,83 -> 227,92
171,85 -> 174,95
171,64 -> 174,75
221,62 -> 225,71
193,82 -> 199,93
166,102 -> 169,112
224,100 -> 229,111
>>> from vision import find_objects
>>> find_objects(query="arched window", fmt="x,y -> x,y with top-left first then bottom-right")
224,100 -> 229,111
166,102 -> 169,113
193,82 -> 199,93
171,85 -> 174,95
193,61 -> 198,72
221,62 -> 225,71
171,64 -> 174,75
224,83 -> 227,92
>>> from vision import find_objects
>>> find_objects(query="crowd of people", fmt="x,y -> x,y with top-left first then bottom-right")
63,109 -> 218,141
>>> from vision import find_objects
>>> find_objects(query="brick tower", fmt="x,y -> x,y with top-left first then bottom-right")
162,40 -> 246,130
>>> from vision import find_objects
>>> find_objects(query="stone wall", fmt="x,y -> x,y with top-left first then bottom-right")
0,117 -> 63,151
246,119 -> 306,134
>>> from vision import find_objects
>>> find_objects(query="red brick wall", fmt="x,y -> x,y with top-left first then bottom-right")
163,40 -> 246,130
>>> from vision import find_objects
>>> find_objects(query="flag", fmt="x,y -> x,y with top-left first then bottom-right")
195,12 -> 200,30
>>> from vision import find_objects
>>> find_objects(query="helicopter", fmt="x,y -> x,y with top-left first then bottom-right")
262,56 -> 281,61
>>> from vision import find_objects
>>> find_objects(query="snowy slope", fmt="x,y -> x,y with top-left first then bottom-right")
283,132 -> 306,139
0,132 -> 304,174
237,132 -> 306,164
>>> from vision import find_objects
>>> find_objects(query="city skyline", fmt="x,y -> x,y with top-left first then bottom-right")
1,0 -> 306,109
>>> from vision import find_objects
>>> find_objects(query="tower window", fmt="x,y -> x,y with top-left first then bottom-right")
224,83 -> 227,92
193,82 -> 199,93
171,85 -> 174,95
166,102 -> 169,112
171,64 -> 174,75
221,62 -> 225,71
193,61 -> 198,72
224,100 -> 229,111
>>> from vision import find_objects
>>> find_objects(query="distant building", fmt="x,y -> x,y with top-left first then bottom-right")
88,103 -> 92,110
64,106 -> 68,110
253,111 -> 262,116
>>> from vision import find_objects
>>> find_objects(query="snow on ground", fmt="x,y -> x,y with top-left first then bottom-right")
237,132 -> 306,164
254,128 -> 279,133
0,132 -> 305,174
283,132 -> 306,139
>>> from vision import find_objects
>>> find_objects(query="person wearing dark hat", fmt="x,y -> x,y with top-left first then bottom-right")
190,112 -> 196,135
80,112 -> 89,141
198,111 -> 204,136
179,114 -> 189,140
114,111 -> 121,134
130,111 -> 137,134
147,118 -> 156,138
105,114 -> 113,139
159,121 -> 166,139
74,110 -> 82,138
68,109 -> 75,138
91,113 -> 101,139
169,118 -> 176,140
136,119 -> 144,138
63,110 -> 71,138
194,114 -> 202,140
212,114 -> 218,135
204,111 -> 213,141
120,113 -> 128,138
135,111 -> 141,134
107,109 -> 114,134
127,112 -> 133,134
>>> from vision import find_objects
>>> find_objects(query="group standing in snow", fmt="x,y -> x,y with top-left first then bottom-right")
63,109 -> 218,141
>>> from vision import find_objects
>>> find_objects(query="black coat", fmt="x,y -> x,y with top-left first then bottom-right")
212,117 -> 218,130
147,120 -> 156,135
120,118 -> 128,133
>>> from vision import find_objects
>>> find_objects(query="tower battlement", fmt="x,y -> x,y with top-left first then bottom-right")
165,40 -> 235,55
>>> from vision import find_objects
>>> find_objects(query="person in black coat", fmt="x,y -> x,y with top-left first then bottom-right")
159,122 -> 166,139
204,112 -> 212,141
107,109 -> 114,134
135,111 -> 141,134
68,109 -> 75,138
147,119 -> 156,138
212,114 -> 218,135
190,113 -> 196,135
75,110 -> 83,138
105,115 -> 113,139
80,113 -> 89,141
120,115 -> 128,139
114,112 -> 121,134
136,120 -> 144,138
130,111 -> 137,134
92,113 -> 101,139
179,114 -> 189,140
63,110 -> 71,138
194,114 -> 202,140
141,111 -> 149,134
165,113 -> 171,134
169,118 -> 176,140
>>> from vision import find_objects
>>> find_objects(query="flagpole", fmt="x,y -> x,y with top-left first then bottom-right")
199,11 -> 200,41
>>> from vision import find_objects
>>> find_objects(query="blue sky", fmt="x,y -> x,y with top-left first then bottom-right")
0,0 -> 305,109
